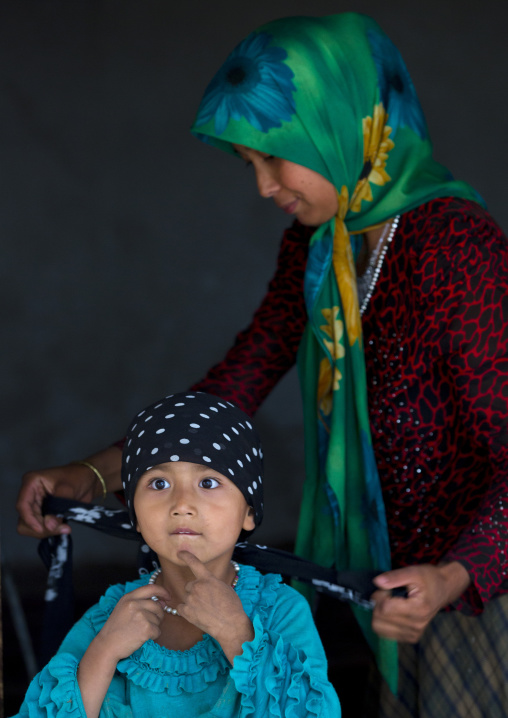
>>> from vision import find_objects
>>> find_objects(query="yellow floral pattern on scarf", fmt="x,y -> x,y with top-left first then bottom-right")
332,186 -> 362,347
350,103 -> 394,213
317,307 -> 345,415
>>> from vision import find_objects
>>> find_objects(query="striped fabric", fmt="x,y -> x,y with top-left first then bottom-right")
366,594 -> 508,717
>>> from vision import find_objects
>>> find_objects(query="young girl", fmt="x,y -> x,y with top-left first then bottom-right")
14,392 -> 341,717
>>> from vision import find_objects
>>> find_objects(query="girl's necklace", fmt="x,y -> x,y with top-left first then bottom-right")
148,561 -> 240,616
358,215 -> 400,316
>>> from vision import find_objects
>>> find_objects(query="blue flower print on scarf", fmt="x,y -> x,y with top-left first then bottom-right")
195,32 -> 296,136
367,29 -> 427,140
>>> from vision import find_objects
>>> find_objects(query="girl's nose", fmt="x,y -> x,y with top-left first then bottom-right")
170,487 -> 195,515
255,165 -> 279,198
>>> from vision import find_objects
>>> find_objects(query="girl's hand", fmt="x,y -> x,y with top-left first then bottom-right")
93,583 -> 171,663
177,551 -> 254,663
77,583 -> 171,718
371,562 -> 471,643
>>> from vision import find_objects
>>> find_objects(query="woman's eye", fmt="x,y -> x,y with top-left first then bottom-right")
263,155 -> 275,162
200,477 -> 220,489
150,478 -> 170,491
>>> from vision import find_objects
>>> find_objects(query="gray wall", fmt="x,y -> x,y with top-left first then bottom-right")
2,0 -> 507,568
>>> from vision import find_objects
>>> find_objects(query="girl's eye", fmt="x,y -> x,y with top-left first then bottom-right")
199,477 -> 220,489
150,478 -> 170,491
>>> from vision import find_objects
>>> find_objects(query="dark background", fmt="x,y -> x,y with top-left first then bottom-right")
2,0 -> 507,711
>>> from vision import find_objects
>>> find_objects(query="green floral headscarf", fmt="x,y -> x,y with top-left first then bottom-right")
191,13 -> 480,691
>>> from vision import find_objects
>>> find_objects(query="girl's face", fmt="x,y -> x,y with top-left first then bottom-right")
134,461 -> 255,572
233,144 -> 339,227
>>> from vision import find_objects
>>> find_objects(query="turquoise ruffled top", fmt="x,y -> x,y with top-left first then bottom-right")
13,565 -> 341,717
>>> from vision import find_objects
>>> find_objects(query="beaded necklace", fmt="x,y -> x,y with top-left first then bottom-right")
358,215 -> 400,316
148,561 -> 240,616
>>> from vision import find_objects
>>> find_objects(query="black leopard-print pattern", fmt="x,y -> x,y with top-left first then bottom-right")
191,220 -> 312,415
362,198 -> 508,613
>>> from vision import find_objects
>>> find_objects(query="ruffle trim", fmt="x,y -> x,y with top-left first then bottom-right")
85,566 -> 284,696
230,615 -> 330,717
116,634 -> 230,695
23,654 -> 85,717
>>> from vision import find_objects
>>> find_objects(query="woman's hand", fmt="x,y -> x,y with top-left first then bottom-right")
371,562 -> 471,643
78,584 -> 171,718
177,551 -> 254,663
16,446 -> 123,538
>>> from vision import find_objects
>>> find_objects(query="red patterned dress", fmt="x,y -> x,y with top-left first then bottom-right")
193,197 -> 508,613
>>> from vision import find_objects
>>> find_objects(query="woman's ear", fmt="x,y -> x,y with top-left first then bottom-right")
242,506 -> 256,532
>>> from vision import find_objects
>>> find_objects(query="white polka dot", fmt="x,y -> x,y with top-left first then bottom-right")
259,475 -> 263,484
156,428 -> 165,434
248,487 -> 253,495
203,456 -> 211,462
127,438 -> 132,446
232,427 -> 239,435
131,424 -> 137,431
154,403 -> 162,409
138,430 -> 145,437
237,460 -> 243,468
246,421 -> 252,429
151,448 -> 159,455
137,410 -> 145,417
259,449 -> 263,458
170,455 -> 179,461
218,403 -> 227,408
121,523 -> 132,530
165,413 -> 175,419
228,468 -> 234,476
252,448 -> 258,456
145,415 -> 153,422
146,466 -> 153,471
180,438 -> 190,444
200,413 -> 210,419
185,394 -> 196,398
210,407 -> 218,412
190,423 -> 200,428
253,481 -> 257,490
245,454 -> 251,462
238,422 -> 245,429
175,402 -> 185,406
136,448 -> 141,455
128,473 -> 131,481
223,433 -> 231,441
213,443 -> 221,450
126,455 -> 130,463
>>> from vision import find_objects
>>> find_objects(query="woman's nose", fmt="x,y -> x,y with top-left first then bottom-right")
255,165 -> 279,198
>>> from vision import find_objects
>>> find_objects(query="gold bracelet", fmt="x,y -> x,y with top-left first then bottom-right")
73,460 -> 107,500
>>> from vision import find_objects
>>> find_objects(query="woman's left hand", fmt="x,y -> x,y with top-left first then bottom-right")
177,551 -> 254,663
371,561 -> 471,643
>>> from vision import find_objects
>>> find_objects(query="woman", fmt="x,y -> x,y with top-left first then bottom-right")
16,13 -> 508,717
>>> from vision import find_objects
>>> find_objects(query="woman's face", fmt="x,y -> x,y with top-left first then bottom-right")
233,144 -> 338,226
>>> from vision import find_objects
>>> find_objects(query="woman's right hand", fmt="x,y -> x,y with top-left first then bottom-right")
16,446 -> 123,538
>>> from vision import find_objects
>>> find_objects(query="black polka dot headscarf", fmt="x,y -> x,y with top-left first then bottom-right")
121,392 -> 264,533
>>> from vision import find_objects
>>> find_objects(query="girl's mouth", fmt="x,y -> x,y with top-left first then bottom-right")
172,528 -> 199,535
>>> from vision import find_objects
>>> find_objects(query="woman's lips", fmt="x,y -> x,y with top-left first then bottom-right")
280,199 -> 299,214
